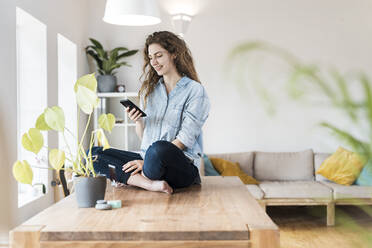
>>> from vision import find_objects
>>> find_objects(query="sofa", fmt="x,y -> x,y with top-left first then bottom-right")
200,149 -> 372,226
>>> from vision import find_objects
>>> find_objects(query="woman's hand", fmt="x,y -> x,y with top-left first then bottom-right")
126,107 -> 143,122
122,160 -> 144,175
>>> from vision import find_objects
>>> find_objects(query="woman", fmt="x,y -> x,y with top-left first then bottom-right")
92,31 -> 210,194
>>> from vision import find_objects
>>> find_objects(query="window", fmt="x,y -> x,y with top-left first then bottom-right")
57,34 -> 77,166
16,7 -> 48,207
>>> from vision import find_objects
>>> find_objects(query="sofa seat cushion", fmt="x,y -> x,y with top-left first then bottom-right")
254,149 -> 314,181
320,181 -> 372,199
259,181 -> 332,199
246,185 -> 264,199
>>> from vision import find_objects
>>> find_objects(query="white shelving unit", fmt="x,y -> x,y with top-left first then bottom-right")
93,92 -> 140,151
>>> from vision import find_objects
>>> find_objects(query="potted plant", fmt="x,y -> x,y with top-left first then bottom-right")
13,73 -> 116,207
85,38 -> 138,92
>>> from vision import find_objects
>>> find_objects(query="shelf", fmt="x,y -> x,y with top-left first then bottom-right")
115,123 -> 136,127
94,92 -> 140,150
97,92 -> 138,98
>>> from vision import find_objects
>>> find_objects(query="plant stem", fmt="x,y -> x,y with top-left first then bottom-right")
65,127 -> 78,140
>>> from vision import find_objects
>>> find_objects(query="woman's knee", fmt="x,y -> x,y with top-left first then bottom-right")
146,140 -> 173,160
143,141 -> 173,180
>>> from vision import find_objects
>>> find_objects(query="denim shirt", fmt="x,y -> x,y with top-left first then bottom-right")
140,76 -> 210,170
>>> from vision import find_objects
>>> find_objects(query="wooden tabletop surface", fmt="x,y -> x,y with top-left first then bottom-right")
19,176 -> 278,246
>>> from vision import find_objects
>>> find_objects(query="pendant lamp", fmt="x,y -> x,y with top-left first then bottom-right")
103,0 -> 161,26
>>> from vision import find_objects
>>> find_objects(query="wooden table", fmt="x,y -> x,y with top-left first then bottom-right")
10,177 -> 279,248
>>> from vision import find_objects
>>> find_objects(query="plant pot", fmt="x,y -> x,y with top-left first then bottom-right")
73,175 -> 107,208
97,75 -> 117,92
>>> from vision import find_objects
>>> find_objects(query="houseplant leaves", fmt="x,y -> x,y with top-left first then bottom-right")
35,112 -> 51,131
98,113 -> 115,133
49,149 -> 66,170
44,106 -> 65,132
74,74 -> 99,114
74,73 -> 97,92
75,85 -> 99,114
13,160 -> 33,185
22,128 -> 43,154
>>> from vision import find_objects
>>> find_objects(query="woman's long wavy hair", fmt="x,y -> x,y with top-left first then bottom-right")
139,31 -> 200,106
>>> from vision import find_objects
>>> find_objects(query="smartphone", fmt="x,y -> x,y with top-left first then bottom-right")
120,99 -> 147,117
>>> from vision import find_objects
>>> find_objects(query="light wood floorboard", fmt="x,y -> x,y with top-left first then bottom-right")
267,205 -> 372,248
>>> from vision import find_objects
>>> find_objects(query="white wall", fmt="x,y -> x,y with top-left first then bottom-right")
86,0 -> 372,154
0,0 -> 89,242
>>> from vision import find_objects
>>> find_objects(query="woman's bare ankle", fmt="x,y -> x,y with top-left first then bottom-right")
127,174 -> 173,194
151,180 -> 173,194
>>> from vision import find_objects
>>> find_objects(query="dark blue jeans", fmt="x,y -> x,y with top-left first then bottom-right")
91,140 -> 199,189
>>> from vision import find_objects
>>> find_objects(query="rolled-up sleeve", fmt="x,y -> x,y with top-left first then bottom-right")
176,87 -> 210,148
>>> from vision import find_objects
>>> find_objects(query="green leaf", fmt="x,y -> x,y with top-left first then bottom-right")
49,149 -> 65,170
320,122 -> 370,158
89,38 -> 103,49
76,85 -> 99,114
74,73 -> 97,93
106,62 -> 129,75
22,128 -> 43,154
13,160 -> 33,185
361,75 -> 372,129
98,113 -> 116,133
110,47 -> 129,55
35,112 -> 51,131
117,49 -> 138,60
44,106 -> 65,132
86,50 -> 103,69
331,70 -> 357,121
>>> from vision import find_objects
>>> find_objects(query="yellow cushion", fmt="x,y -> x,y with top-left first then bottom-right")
316,147 -> 366,185
209,157 -> 259,184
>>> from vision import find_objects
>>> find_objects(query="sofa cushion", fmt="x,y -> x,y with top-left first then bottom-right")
202,154 -> 220,176
316,147 -> 366,185
314,153 -> 331,182
259,181 -> 332,199
207,152 -> 254,176
355,160 -> 372,186
320,181 -> 372,199
254,149 -> 314,181
210,158 -> 259,184
246,185 -> 264,199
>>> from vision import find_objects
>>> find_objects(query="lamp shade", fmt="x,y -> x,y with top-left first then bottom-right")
103,0 -> 161,26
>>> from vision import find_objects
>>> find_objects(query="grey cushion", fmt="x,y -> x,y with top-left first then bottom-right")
246,185 -> 264,199
320,181 -> 372,199
207,152 -> 254,176
254,149 -> 314,181
314,153 -> 331,182
259,181 -> 332,199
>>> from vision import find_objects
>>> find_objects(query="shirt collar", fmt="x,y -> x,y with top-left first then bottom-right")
158,76 -> 190,88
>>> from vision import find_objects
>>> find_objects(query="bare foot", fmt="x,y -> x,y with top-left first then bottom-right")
151,180 -> 173,194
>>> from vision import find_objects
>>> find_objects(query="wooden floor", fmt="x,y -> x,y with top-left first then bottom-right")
268,205 -> 372,248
